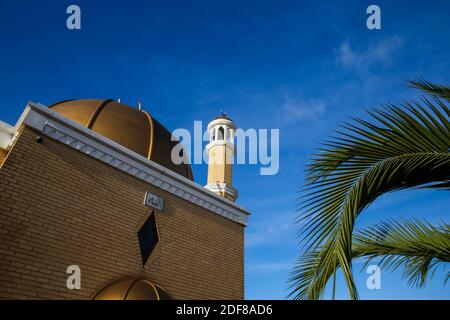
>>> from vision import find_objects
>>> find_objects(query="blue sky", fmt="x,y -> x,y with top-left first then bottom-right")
0,0 -> 449,299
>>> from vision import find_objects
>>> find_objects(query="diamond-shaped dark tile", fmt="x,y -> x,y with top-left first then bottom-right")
137,212 -> 159,265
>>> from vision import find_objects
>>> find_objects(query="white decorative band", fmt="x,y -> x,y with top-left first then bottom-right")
205,183 -> 238,199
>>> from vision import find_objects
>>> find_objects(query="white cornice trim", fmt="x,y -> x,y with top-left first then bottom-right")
205,183 -> 238,199
207,118 -> 236,130
205,140 -> 234,152
8,101 -> 250,226
0,120 -> 17,149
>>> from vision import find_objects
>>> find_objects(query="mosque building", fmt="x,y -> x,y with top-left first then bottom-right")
0,99 -> 249,299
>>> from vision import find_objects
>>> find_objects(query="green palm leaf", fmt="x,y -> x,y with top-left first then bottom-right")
290,81 -> 450,299
409,79 -> 450,101
353,219 -> 450,288
290,219 -> 449,299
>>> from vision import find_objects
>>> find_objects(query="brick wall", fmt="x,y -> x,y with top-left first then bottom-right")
0,126 -> 245,299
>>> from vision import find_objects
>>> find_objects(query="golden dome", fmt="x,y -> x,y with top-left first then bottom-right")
50,99 -> 193,180
91,277 -> 170,300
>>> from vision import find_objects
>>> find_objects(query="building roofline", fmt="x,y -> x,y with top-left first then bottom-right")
5,101 -> 250,225
0,120 -> 15,149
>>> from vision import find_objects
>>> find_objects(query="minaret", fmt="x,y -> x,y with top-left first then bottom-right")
205,112 -> 238,202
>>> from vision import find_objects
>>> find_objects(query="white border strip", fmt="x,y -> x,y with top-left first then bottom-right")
10,101 -> 250,225
0,120 -> 16,148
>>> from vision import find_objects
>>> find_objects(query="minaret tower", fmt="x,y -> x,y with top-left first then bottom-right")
205,112 -> 238,202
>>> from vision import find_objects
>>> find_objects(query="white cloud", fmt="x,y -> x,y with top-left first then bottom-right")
247,261 -> 294,273
336,36 -> 404,74
281,95 -> 326,122
245,211 -> 298,248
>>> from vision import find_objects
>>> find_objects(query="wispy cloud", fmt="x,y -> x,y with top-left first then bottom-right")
280,94 -> 326,122
245,211 -> 298,248
336,35 -> 404,75
247,261 -> 294,273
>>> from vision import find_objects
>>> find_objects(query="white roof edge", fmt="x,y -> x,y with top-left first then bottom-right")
0,119 -> 16,149
13,101 -> 250,225
207,118 -> 236,130
0,119 -> 14,132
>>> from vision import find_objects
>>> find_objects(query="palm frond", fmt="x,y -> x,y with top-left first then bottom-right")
290,81 -> 450,299
409,79 -> 450,101
353,219 -> 450,288
290,219 -> 450,299
288,238 -> 339,300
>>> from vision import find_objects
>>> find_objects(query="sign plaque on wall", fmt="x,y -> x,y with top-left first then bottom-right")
144,191 -> 165,211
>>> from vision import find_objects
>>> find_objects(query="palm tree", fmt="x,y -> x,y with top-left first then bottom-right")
289,80 -> 450,300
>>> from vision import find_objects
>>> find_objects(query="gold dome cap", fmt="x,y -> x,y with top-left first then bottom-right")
50,99 -> 193,180
91,277 -> 170,300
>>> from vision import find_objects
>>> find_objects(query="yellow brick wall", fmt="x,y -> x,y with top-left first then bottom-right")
0,127 -> 244,300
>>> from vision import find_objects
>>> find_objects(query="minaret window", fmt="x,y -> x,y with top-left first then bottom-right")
218,127 -> 225,140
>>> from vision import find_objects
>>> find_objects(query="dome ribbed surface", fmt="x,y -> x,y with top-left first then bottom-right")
50,99 -> 193,180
